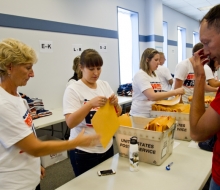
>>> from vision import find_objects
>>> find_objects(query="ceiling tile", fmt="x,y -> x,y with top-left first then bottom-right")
190,2 -> 212,8
162,0 -> 215,21
207,0 -> 220,4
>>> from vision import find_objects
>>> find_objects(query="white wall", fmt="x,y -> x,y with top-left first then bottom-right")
163,5 -> 199,73
1,27 -> 120,110
0,0 -> 147,34
0,0 -> 147,110
0,0 -> 200,109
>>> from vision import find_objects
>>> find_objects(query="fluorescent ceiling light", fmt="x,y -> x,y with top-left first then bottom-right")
197,5 -> 213,11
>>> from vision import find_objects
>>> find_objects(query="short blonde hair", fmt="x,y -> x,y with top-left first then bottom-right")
140,48 -> 159,77
159,52 -> 164,57
0,38 -> 37,77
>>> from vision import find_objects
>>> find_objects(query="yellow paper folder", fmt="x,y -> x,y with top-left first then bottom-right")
118,113 -> 132,127
155,95 -> 181,106
91,100 -> 120,148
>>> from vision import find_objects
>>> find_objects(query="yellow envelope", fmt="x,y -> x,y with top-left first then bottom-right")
155,95 -> 181,106
118,113 -> 132,127
91,100 -> 120,148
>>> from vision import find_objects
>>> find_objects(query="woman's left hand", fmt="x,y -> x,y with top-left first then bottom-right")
109,94 -> 118,107
40,166 -> 46,180
109,94 -> 122,116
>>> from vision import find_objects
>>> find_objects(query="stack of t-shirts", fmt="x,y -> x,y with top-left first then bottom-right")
19,93 -> 52,119
117,83 -> 132,96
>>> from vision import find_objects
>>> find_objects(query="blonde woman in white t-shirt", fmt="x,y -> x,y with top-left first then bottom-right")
130,48 -> 185,118
0,39 -> 100,190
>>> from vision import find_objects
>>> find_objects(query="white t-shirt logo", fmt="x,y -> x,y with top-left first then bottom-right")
183,73 -> 195,88
150,82 -> 162,93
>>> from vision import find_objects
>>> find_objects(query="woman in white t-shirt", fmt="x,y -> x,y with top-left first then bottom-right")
0,39 -> 99,190
130,48 -> 185,118
155,52 -> 173,92
63,49 -> 122,177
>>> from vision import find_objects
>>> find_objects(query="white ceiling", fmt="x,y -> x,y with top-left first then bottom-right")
162,0 -> 220,21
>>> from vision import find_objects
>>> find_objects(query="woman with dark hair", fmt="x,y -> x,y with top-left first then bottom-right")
63,49 -> 122,177
130,48 -> 185,118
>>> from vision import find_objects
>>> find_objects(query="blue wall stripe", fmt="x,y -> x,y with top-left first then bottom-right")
154,35 -> 164,42
0,13 -> 183,46
139,35 -> 164,42
168,40 -> 177,46
139,35 -> 146,42
0,13 -> 118,39
186,43 -> 193,48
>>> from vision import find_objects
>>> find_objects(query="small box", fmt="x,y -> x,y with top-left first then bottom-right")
38,135 -> 68,168
115,116 -> 175,166
150,111 -> 191,141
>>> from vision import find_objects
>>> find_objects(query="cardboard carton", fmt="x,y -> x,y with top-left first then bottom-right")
39,135 -> 68,168
150,111 -> 191,141
115,116 -> 175,166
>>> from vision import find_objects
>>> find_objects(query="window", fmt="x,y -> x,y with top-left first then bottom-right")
193,31 -> 199,46
118,7 -> 139,84
177,26 -> 186,63
163,21 -> 168,67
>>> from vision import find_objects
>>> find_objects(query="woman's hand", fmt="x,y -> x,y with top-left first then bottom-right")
89,96 -> 107,108
109,94 -> 122,115
109,94 -> 118,107
72,128 -> 100,147
173,87 -> 185,96
40,166 -> 46,180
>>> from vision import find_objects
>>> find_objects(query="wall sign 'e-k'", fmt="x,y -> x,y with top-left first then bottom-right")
39,40 -> 53,53
99,43 -> 107,52
72,44 -> 83,52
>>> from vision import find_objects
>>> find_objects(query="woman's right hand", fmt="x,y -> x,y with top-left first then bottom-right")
173,87 -> 185,96
89,96 -> 107,108
71,128 -> 100,147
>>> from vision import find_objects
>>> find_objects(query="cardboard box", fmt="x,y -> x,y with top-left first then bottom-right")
39,135 -> 68,168
150,111 -> 191,141
115,117 -> 175,166
205,92 -> 216,97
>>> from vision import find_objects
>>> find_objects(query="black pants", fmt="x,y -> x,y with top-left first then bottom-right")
35,184 -> 41,190
69,145 -> 114,177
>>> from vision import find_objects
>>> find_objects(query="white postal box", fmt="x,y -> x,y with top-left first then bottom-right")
150,111 -> 191,141
39,135 -> 68,168
115,117 -> 175,166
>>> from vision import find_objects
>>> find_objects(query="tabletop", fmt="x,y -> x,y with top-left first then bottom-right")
56,140 -> 212,190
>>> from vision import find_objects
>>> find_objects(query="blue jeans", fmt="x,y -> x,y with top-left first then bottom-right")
69,145 -> 114,177
210,177 -> 220,190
